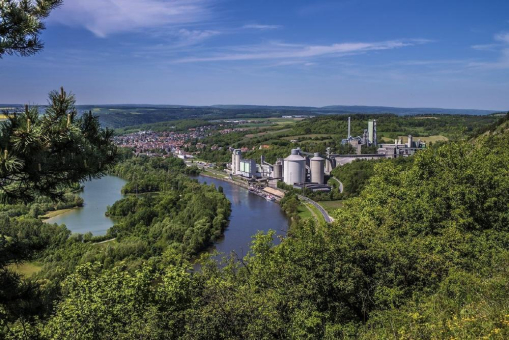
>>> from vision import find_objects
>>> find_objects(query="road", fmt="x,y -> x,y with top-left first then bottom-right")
330,176 -> 343,193
298,195 -> 334,223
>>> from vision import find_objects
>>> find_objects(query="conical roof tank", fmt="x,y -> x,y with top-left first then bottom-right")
310,152 -> 325,184
284,149 -> 306,185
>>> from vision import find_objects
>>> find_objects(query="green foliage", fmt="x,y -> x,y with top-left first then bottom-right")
3,118 -> 509,339
0,88 -> 117,202
291,114 -> 498,142
104,156 -> 231,256
0,0 -> 62,57
331,158 -> 413,197
115,119 -> 212,135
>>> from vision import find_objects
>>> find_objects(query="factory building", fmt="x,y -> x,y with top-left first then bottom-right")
342,117 -> 375,149
377,135 -> 426,158
239,159 -> 257,178
283,149 -> 306,185
310,153 -> 325,184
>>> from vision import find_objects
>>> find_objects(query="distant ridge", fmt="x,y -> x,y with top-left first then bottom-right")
212,104 -> 501,116
1,103 -> 502,116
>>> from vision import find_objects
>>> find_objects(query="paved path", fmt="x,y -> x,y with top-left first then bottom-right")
93,238 -> 116,245
298,195 -> 334,223
330,176 -> 344,193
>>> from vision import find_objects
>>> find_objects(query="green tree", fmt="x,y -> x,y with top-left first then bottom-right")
0,88 -> 117,202
0,0 -> 62,57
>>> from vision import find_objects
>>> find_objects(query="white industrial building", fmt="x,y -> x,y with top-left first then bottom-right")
239,159 -> 257,178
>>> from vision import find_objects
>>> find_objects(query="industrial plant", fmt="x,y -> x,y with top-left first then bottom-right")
230,147 -> 331,192
228,117 -> 426,192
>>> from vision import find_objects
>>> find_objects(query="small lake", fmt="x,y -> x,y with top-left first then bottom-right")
44,175 -> 126,236
194,175 -> 288,258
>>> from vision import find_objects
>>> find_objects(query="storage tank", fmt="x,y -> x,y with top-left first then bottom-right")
232,149 -> 242,174
284,149 -> 306,185
310,153 -> 325,184
407,135 -> 413,148
273,158 -> 283,179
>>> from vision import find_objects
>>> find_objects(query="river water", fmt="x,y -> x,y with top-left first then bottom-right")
44,174 -> 289,257
44,176 -> 126,236
194,175 -> 288,258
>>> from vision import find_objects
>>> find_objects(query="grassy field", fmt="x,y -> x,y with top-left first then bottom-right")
282,134 -> 334,140
297,204 -> 314,220
244,128 -> 292,139
306,203 -> 326,224
8,262 -> 43,278
381,135 -> 449,143
408,135 -> 449,143
317,200 -> 344,214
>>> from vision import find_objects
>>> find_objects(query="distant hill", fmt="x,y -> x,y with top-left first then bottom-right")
214,104 -> 500,116
1,103 -> 504,128
319,105 -> 499,116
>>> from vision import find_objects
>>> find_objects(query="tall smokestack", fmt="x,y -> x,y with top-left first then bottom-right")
373,119 -> 377,146
348,117 -> 351,138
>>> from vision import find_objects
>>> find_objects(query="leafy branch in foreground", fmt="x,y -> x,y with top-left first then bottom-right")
0,0 -> 62,57
0,87 -> 117,202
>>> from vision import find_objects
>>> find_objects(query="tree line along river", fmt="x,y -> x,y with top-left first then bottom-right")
44,175 -> 289,258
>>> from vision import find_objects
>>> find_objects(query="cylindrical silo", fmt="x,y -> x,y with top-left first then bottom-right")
232,149 -> 241,174
273,159 -> 283,179
310,153 -> 325,184
284,149 -> 305,185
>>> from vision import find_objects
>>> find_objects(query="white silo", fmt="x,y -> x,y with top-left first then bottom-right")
284,149 -> 306,185
232,149 -> 242,174
273,158 -> 283,179
310,153 -> 325,184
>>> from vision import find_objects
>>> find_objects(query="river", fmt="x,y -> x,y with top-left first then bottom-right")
194,175 -> 288,258
44,174 -> 289,257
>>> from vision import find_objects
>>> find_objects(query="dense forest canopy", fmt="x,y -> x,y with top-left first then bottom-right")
0,155 -> 232,338
1,115 -> 507,339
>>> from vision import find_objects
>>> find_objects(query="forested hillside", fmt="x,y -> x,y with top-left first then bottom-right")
0,156 -> 231,338
2,115 -> 504,339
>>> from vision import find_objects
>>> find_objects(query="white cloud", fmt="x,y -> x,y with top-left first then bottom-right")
495,32 -> 509,44
470,31 -> 509,69
175,39 -> 428,63
243,24 -> 282,30
471,44 -> 502,51
176,29 -> 220,44
50,0 -> 212,37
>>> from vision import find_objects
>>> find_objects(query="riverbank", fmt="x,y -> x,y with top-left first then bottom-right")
198,169 -> 250,189
40,208 -> 79,220
199,169 -> 335,223
192,174 -> 289,258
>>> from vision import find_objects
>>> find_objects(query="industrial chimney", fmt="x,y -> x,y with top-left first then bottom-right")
347,117 -> 351,139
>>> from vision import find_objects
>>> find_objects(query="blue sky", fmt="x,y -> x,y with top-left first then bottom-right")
1,0 -> 509,110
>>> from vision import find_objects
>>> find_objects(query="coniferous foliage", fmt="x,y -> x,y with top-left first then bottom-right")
0,87 -> 117,202
0,0 -> 62,57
